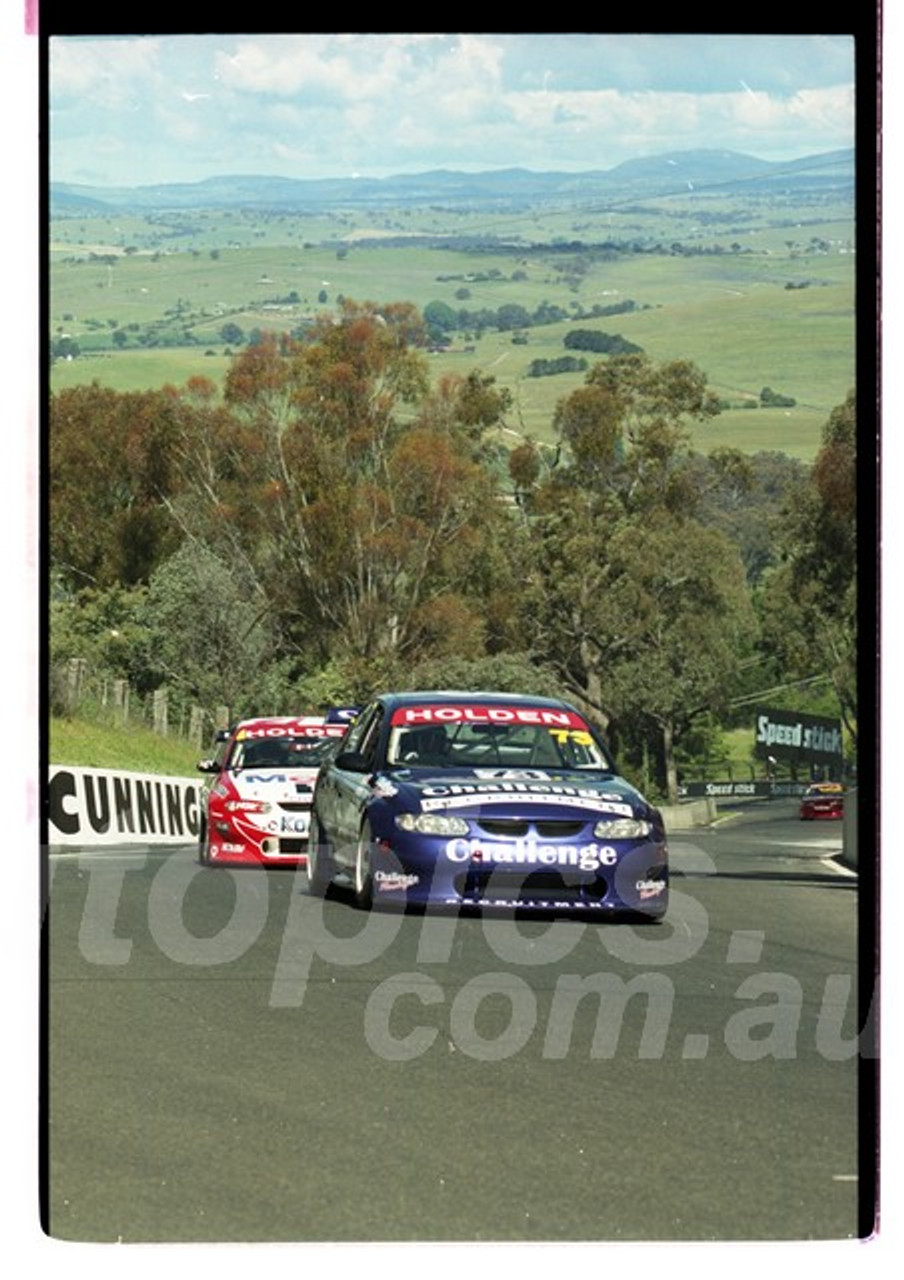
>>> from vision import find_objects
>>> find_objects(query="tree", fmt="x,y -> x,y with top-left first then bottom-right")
49,580 -> 150,686
689,449 -> 809,583
220,322 -> 245,346
166,302 -> 516,679
525,496 -> 756,799
423,300 -> 458,336
760,386 -> 796,408
140,542 -> 271,715
520,354 -> 755,798
547,353 -> 720,517
508,441 -> 542,493
760,391 -> 858,745
415,369 -> 512,452
594,513 -> 757,800
495,303 -> 532,331
50,384 -> 183,589
51,336 -> 80,361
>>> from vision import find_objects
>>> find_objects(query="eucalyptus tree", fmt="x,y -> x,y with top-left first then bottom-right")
521,353 -> 757,799
50,383 -> 185,589
759,390 -> 859,747
167,301 -> 522,683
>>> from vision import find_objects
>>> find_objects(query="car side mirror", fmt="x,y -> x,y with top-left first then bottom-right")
334,750 -> 371,773
196,759 -> 220,773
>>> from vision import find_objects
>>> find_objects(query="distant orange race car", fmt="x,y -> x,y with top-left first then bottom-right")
799,782 -> 845,821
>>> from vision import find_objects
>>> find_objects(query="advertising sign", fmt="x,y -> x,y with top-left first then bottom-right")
753,706 -> 844,769
47,766 -> 202,847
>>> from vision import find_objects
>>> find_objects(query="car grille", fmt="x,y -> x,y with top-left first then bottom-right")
454,869 -> 607,902
476,818 -> 587,839
279,802 -> 311,812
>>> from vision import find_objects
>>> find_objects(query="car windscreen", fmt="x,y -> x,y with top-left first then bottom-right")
226,736 -> 340,770
386,704 -> 612,771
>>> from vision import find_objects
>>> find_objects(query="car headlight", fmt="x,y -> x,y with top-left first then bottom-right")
225,799 -> 272,814
593,817 -> 652,839
395,812 -> 470,836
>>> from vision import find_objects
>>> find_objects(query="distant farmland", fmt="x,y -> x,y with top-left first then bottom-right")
49,196 -> 855,462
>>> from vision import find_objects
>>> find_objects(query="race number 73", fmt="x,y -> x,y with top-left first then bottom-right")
549,729 -> 593,746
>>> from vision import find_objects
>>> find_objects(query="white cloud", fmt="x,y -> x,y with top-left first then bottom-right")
48,33 -> 857,186
216,37 -> 343,97
216,34 -> 427,103
50,36 -> 163,107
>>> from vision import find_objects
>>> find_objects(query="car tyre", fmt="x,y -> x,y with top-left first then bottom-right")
198,816 -> 212,866
354,821 -> 376,911
307,810 -> 334,896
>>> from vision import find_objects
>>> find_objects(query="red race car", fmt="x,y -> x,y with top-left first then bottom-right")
197,714 -> 352,866
799,782 -> 845,821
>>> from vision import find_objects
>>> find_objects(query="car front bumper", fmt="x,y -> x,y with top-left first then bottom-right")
368,828 -> 668,916
207,809 -> 311,865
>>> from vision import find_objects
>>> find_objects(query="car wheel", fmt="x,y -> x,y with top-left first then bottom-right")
354,821 -> 376,911
307,810 -> 334,896
198,816 -> 212,866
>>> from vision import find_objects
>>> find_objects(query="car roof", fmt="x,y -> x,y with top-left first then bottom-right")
232,715 -> 327,732
375,690 -> 573,710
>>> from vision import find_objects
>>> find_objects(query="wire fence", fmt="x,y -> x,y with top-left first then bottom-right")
50,658 -> 229,748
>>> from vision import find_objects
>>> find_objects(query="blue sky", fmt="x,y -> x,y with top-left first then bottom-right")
49,32 -> 856,188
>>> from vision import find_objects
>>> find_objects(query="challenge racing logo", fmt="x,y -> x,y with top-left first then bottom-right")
444,838 -> 618,871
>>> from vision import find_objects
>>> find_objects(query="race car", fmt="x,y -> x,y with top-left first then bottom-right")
197,712 -> 353,866
307,691 -> 668,918
799,781 -> 845,820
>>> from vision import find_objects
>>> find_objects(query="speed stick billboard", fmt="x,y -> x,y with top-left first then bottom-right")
754,706 -> 844,774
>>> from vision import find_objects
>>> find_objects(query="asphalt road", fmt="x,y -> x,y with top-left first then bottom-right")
44,800 -> 874,1244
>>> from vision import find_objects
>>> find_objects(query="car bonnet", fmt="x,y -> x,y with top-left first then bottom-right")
227,765 -> 320,802
380,767 -> 651,819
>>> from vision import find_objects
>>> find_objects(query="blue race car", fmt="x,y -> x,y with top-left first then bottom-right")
308,691 -> 668,918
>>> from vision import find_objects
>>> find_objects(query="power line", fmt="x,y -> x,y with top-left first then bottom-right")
728,673 -> 832,709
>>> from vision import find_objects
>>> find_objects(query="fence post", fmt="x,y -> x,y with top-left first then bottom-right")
153,688 -> 169,736
215,705 -> 231,732
189,706 -> 205,749
112,678 -> 129,725
67,657 -> 87,714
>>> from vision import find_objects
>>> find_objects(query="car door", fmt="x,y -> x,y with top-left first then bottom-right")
329,701 -> 386,857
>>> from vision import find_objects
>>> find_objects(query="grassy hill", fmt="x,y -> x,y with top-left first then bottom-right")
49,187 -> 856,462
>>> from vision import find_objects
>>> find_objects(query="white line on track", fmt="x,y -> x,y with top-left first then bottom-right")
820,854 -> 857,878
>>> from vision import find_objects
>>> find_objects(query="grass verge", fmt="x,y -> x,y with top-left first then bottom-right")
49,715 -> 203,777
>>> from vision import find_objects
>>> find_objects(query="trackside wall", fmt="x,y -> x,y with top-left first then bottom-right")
47,765 -> 203,848
841,786 -> 858,870
659,798 -> 717,830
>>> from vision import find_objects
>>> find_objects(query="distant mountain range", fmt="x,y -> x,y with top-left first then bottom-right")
50,148 -> 854,215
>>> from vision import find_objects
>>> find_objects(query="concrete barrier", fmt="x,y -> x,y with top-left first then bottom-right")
47,765 -> 202,849
660,797 -> 718,831
841,786 -> 858,871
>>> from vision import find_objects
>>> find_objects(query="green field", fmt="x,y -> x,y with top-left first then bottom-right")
49,199 -> 856,462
